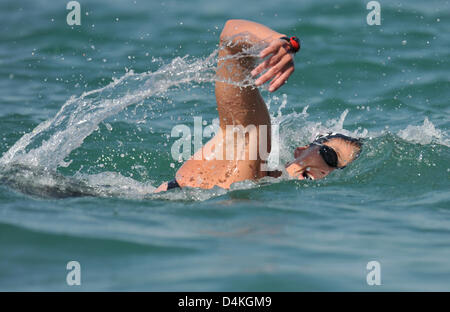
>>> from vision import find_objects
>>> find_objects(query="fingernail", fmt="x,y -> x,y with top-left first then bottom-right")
251,70 -> 256,76
255,79 -> 261,85
268,86 -> 274,92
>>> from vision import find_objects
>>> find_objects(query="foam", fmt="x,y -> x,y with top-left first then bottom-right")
397,117 -> 449,147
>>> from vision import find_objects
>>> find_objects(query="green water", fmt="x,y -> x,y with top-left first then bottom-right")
0,0 -> 449,291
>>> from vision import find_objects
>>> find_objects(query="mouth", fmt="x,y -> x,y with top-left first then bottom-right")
286,163 -> 315,181
301,171 -> 314,180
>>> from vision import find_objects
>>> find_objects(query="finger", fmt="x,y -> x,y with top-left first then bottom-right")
255,54 -> 292,86
252,48 -> 286,77
259,41 -> 281,58
268,71 -> 283,85
261,39 -> 291,59
267,47 -> 287,67
255,61 -> 282,86
154,182 -> 168,193
268,62 -> 292,87
251,58 -> 270,77
268,65 -> 294,92
268,70 -> 291,92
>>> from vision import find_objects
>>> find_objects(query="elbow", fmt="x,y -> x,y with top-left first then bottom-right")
220,19 -> 242,41
223,19 -> 240,31
220,19 -> 254,52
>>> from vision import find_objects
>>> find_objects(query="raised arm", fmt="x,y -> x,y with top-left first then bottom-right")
155,20 -> 296,192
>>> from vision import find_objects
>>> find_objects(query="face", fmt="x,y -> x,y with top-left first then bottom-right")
285,144 -> 334,180
285,137 -> 359,180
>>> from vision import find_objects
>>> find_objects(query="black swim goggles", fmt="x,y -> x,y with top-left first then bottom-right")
309,133 -> 362,169
308,142 -> 339,168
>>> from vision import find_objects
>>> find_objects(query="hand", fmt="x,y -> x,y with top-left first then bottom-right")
154,182 -> 168,193
251,38 -> 295,92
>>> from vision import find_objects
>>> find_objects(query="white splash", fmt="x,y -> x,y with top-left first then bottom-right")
0,52 -> 218,170
77,171 -> 156,198
397,117 -> 449,147
267,98 -> 369,167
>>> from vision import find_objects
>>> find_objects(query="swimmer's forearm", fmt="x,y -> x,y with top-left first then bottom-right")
220,19 -> 285,50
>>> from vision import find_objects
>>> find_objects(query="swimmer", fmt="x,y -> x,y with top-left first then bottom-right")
155,19 -> 362,192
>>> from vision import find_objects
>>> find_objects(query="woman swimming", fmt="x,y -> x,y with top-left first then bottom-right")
155,19 -> 361,192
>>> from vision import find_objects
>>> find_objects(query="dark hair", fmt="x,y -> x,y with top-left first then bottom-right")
311,133 -> 363,168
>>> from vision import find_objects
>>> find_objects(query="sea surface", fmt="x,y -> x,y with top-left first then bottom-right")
0,0 -> 449,291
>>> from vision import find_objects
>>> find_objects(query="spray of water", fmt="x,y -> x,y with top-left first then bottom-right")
0,51 -> 219,170
397,117 -> 449,147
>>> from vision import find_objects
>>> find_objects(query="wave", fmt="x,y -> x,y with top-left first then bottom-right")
398,117 -> 449,147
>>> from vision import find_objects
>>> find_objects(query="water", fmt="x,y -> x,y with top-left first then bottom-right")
0,0 -> 449,291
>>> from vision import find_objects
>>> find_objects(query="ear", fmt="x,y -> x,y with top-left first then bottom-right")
294,146 -> 308,158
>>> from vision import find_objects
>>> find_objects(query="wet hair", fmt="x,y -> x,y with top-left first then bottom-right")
310,133 -> 363,168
